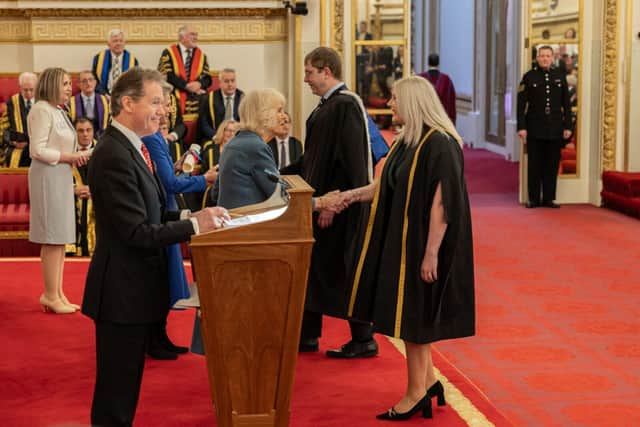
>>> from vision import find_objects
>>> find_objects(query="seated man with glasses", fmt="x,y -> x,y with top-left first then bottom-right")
68,70 -> 110,137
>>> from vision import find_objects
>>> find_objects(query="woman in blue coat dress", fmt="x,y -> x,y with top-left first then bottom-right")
141,87 -> 217,359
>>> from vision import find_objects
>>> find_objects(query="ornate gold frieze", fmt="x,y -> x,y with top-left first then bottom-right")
601,0 -> 619,172
0,18 -> 287,43
0,21 -> 30,42
0,8 -> 286,18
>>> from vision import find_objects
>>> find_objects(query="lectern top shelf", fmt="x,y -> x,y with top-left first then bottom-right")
190,175 -> 315,246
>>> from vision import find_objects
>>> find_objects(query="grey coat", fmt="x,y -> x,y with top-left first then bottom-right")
215,130 -> 278,209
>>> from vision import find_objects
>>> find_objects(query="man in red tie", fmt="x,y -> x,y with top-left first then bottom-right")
82,67 -> 229,427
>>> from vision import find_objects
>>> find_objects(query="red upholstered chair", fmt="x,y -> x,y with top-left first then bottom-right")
0,75 -> 21,117
0,168 -> 40,256
602,171 -> 640,197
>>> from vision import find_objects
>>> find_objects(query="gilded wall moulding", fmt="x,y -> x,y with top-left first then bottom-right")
1,18 -> 288,43
0,8 -> 286,18
332,0 -> 344,56
601,0 -> 619,172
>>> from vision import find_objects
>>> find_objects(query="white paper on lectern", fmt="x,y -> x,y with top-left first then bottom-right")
223,206 -> 288,228
222,183 -> 289,228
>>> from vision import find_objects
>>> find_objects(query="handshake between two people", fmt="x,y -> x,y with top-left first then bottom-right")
189,206 -> 231,233
314,189 -> 359,214
313,189 -> 363,229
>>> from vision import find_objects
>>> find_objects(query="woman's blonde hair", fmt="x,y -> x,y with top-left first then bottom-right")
393,75 -> 462,147
36,67 -> 68,104
238,88 -> 286,137
213,119 -> 237,145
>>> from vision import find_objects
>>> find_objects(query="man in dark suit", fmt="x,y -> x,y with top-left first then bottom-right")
267,112 -> 303,168
82,67 -> 228,427
197,68 -> 244,143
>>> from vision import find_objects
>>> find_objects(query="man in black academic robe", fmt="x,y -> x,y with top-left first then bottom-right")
1,72 -> 37,167
71,117 -> 97,256
282,47 -> 377,358
197,69 -> 244,143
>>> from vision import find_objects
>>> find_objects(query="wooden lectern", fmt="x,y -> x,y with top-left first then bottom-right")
190,175 -> 314,427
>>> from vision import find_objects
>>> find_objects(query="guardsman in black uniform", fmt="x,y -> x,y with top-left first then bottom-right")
517,45 -> 572,208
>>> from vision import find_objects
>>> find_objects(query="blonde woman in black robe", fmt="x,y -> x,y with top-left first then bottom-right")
329,75 -> 475,421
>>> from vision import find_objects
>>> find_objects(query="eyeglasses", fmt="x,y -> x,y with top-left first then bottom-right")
80,78 -> 96,84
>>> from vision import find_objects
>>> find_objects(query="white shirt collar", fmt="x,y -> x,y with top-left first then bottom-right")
110,51 -> 123,60
81,93 -> 95,102
276,136 -> 288,144
322,82 -> 344,101
178,43 -> 192,58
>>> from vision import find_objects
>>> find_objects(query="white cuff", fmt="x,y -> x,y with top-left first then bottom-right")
179,209 -> 191,220
189,217 -> 200,235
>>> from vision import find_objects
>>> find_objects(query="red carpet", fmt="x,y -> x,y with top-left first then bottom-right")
434,149 -> 640,426
0,259 -> 508,426
3,148 -> 639,426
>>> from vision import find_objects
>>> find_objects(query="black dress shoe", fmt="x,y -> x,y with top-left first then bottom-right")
299,338 -> 319,352
163,341 -> 189,354
326,339 -> 378,359
147,347 -> 178,360
160,332 -> 189,354
526,201 -> 539,208
376,394 -> 432,420
542,201 -> 560,208
427,380 -> 446,406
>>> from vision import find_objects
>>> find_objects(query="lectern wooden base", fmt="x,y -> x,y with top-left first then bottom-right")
190,176 -> 314,427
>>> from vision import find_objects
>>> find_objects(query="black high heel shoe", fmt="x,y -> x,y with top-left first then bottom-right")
427,380 -> 446,406
376,394 -> 432,421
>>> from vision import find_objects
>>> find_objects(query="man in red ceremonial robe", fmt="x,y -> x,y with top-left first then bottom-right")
158,24 -> 211,116
419,53 -> 457,125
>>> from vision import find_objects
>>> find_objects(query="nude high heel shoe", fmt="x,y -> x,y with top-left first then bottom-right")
59,294 -> 80,310
39,294 -> 76,314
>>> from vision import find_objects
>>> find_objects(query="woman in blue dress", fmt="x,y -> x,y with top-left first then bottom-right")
141,83 -> 217,359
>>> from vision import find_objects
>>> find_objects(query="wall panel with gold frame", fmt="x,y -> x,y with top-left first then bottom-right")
351,0 -> 410,129
528,0 -> 582,177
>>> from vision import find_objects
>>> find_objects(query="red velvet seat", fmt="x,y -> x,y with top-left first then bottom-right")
602,171 -> 640,198
0,170 -> 40,256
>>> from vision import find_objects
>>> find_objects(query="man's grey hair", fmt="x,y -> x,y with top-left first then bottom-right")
161,81 -> 174,96
221,68 -> 236,75
178,25 -> 189,39
18,72 -> 37,86
107,29 -> 125,41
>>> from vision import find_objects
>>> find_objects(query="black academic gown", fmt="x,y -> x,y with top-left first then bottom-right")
348,128 -> 475,344
283,86 -> 371,318
2,94 -> 31,167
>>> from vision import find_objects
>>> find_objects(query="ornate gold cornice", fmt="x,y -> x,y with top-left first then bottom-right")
0,8 -> 286,18
601,0 -> 619,172
0,17 -> 288,43
22,19 -> 287,43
